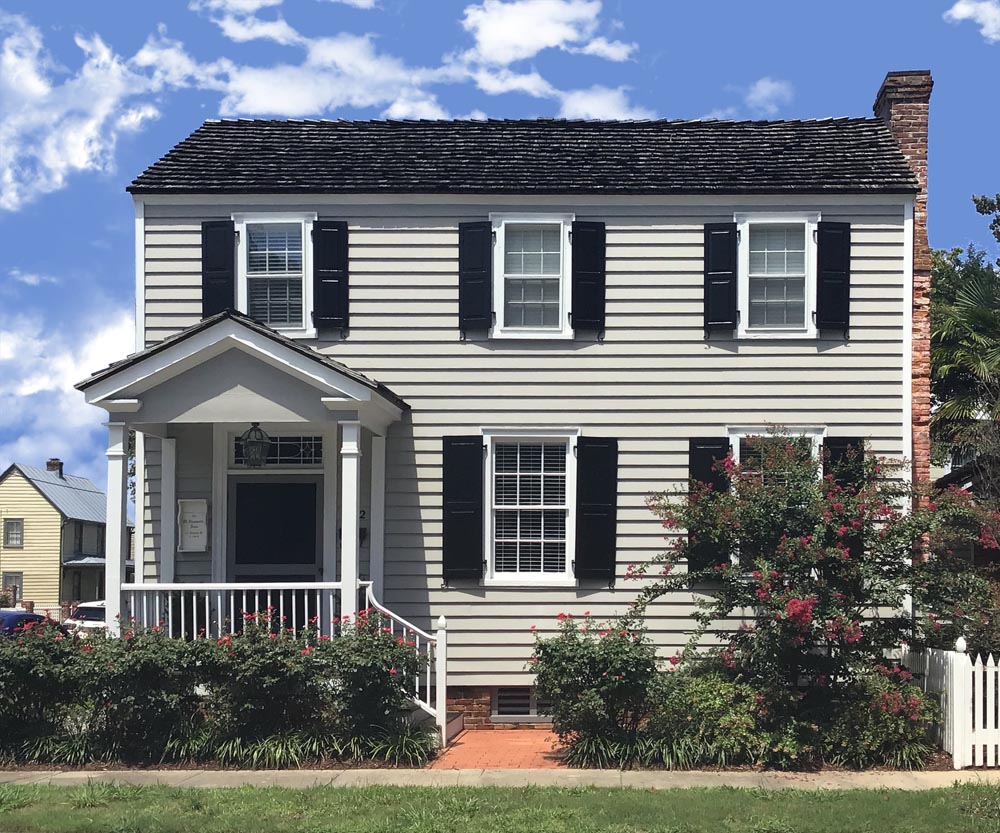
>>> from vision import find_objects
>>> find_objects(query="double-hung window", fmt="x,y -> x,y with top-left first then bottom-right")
491,214 -> 574,339
3,518 -> 23,548
736,213 -> 819,339
728,427 -> 825,483
234,213 -> 316,335
484,431 -> 577,583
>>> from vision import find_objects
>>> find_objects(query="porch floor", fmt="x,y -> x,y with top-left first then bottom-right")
430,729 -> 564,770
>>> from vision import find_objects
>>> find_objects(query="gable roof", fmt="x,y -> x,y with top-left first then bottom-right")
75,309 -> 408,412
127,118 -> 919,197
2,464 -> 106,524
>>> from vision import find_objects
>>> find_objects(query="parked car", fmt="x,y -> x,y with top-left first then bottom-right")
0,610 -> 67,637
63,600 -> 107,633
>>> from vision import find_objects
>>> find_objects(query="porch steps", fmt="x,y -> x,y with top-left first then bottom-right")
408,706 -> 464,746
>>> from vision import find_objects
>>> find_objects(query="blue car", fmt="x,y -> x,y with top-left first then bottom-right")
0,610 -> 66,637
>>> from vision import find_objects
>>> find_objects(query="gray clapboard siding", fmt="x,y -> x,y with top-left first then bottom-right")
141,196 -> 908,683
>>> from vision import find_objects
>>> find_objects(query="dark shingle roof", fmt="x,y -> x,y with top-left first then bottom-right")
127,118 -> 918,196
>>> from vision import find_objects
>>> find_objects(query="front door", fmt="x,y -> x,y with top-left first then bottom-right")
228,477 -> 322,582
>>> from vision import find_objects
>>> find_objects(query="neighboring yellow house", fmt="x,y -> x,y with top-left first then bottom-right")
0,459 -> 111,612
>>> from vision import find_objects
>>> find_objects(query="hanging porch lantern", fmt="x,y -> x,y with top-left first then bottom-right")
239,422 -> 271,468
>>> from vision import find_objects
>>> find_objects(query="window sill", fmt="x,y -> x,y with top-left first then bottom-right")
737,329 -> 817,341
490,329 -> 575,341
483,576 -> 578,588
270,326 -> 317,339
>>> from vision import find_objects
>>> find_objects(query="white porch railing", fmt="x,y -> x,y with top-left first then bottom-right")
365,585 -> 449,746
904,637 -> 999,769
120,582 -> 343,639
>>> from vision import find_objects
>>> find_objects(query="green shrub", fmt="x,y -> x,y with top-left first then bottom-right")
824,668 -> 939,769
533,614 -> 658,748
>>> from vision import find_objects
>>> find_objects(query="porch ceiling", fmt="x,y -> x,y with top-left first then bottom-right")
75,310 -> 407,431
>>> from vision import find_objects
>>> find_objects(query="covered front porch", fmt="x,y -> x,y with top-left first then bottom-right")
76,311 -> 407,638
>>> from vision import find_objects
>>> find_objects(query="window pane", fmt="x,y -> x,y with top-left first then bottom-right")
504,277 -> 561,329
493,441 -> 569,574
504,223 -> 561,276
248,276 -> 303,327
749,223 -> 806,277
748,276 -> 806,329
247,223 -> 303,275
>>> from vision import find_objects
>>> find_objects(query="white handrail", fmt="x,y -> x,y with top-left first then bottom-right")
363,584 -> 434,641
121,582 -> 343,591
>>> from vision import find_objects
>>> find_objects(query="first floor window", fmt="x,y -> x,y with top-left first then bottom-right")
246,222 -> 304,327
730,429 -> 824,484
491,439 -> 570,576
3,518 -> 23,548
2,572 -> 22,603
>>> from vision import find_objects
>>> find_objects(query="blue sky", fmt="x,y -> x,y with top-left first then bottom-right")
0,0 -> 998,486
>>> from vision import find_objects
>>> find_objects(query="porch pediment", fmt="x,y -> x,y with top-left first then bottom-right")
76,311 -> 406,429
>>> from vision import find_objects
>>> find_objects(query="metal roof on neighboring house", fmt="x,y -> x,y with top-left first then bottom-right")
126,117 -> 920,196
2,464 -> 107,524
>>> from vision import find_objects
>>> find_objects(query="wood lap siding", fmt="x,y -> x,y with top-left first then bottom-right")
142,199 -> 907,684
0,471 -> 62,611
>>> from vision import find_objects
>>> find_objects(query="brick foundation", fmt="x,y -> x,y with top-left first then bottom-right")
874,70 -> 933,488
445,686 -> 553,730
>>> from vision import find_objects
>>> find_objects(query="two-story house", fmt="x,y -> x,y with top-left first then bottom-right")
0,459 -> 109,611
77,70 -> 932,727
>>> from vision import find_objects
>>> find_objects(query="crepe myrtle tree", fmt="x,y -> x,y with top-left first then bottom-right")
630,433 -> 995,696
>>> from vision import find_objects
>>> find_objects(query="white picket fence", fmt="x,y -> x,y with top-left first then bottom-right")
904,637 -> 1000,769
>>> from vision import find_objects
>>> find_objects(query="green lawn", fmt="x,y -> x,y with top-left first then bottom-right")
0,783 -> 996,833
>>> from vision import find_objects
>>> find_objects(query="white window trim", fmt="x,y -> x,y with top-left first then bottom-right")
735,212 -> 820,340
489,212 -> 575,340
728,425 -> 827,475
481,427 -> 580,587
233,212 -> 318,338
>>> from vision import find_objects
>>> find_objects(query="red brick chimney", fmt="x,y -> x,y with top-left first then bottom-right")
46,458 -> 64,478
874,70 -> 933,485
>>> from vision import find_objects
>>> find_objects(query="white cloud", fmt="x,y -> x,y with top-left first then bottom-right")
0,12 -> 162,211
381,89 -> 449,120
743,76 -> 793,117
471,67 -> 558,98
0,308 -> 134,487
569,36 -> 636,61
945,0 -> 1000,42
7,268 -> 57,287
558,85 -> 654,120
461,0 -> 601,64
320,0 -> 379,7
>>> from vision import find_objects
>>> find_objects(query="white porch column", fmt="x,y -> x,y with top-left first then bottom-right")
339,421 -> 362,622
104,422 -> 129,635
133,431 -> 145,584
159,437 -> 177,583
369,434 -> 386,600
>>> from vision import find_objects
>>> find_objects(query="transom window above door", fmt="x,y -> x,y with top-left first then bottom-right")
491,214 -> 574,339
234,213 -> 316,335
233,435 -> 323,467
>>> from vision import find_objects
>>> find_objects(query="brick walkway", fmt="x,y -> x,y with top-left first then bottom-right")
430,730 -> 565,769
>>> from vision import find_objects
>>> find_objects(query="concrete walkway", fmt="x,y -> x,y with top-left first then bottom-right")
1,768 -> 1000,790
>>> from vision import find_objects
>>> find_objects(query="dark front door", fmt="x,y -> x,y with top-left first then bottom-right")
231,480 -> 320,581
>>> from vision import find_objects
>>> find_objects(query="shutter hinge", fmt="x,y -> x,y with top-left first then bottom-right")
735,229 -> 741,244
491,230 -> 497,244
234,230 -> 240,245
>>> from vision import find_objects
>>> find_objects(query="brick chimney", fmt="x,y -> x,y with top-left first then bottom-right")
46,458 -> 64,478
874,70 -> 933,485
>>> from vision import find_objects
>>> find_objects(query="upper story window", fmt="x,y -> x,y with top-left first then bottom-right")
736,213 -> 819,339
3,518 -> 23,548
234,213 -> 316,336
491,214 -> 574,339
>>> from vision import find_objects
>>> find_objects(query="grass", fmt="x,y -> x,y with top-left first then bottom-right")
0,783 -> 996,833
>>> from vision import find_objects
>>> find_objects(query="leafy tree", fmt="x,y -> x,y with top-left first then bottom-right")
633,434 -> 992,701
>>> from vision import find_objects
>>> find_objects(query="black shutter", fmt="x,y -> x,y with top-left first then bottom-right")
442,436 -> 485,581
575,437 -> 618,582
688,438 -> 730,493
704,223 -> 738,335
823,437 -> 864,489
816,221 -> 851,336
312,221 -> 350,331
458,221 -> 492,333
201,220 -> 235,317
688,439 -> 731,571
571,221 -> 606,332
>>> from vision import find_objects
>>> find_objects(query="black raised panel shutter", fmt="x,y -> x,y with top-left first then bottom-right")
688,438 -> 732,570
442,436 -> 485,581
458,221 -> 492,333
703,223 -> 738,335
575,437 -> 618,582
312,221 -> 350,331
816,221 -> 851,336
689,439 -> 730,493
823,437 -> 864,489
571,221 -> 606,332
201,220 -> 235,317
